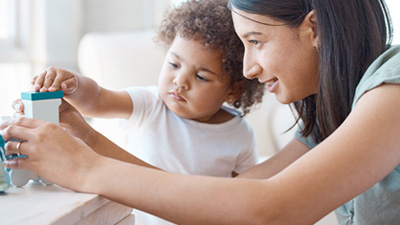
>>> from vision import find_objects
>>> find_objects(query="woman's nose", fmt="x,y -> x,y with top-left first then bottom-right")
243,52 -> 262,80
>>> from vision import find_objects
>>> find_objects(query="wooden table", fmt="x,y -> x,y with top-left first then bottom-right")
0,181 -> 134,225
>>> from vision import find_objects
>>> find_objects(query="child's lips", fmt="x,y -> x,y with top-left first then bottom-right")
169,92 -> 186,101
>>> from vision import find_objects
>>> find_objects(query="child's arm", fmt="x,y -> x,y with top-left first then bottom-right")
32,67 -> 133,120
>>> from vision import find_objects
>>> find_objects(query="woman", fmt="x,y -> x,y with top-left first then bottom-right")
2,0 -> 400,224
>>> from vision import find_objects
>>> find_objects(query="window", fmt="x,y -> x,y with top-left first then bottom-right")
0,0 -> 13,40
386,0 -> 400,44
0,0 -> 31,116
171,0 -> 186,7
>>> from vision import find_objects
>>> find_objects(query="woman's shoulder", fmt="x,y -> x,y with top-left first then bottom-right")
352,45 -> 400,108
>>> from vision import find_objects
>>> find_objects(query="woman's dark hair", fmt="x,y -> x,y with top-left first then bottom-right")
155,0 -> 265,116
229,0 -> 393,142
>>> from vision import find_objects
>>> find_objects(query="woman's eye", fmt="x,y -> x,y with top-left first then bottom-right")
248,40 -> 260,45
169,62 -> 179,69
196,74 -> 209,82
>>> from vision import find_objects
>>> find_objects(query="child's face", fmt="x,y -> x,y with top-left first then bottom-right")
158,35 -> 233,123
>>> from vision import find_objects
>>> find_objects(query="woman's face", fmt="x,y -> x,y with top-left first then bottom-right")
231,7 -> 319,104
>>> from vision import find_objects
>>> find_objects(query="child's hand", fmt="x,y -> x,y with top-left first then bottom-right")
12,99 -> 24,118
32,67 -> 78,94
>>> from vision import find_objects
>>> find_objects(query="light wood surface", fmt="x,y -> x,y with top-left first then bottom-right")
0,181 -> 133,225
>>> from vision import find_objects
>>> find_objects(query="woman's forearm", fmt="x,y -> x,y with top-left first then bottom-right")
89,129 -> 160,170
238,138 -> 309,179
85,158 -> 279,225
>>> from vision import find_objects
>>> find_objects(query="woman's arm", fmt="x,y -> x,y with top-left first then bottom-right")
238,138 -> 310,179
93,83 -> 400,224
58,99 -> 158,169
3,84 -> 400,224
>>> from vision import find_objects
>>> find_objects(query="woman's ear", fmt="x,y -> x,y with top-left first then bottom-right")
300,10 -> 319,49
225,81 -> 246,104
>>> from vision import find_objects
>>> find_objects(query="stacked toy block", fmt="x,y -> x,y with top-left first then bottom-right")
6,91 -> 63,187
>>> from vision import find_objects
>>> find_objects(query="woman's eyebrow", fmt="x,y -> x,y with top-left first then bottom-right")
243,31 -> 263,38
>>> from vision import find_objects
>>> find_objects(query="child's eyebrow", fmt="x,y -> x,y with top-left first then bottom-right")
170,51 -> 218,76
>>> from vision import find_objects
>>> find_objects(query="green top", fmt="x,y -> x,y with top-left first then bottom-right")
21,91 -> 64,101
295,45 -> 400,224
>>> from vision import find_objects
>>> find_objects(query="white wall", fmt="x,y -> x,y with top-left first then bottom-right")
29,0 -> 171,74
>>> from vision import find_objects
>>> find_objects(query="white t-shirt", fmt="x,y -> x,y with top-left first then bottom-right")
124,86 -> 258,224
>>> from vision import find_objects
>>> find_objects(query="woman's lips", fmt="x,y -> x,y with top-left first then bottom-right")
264,78 -> 278,93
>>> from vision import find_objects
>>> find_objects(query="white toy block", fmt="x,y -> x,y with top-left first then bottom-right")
7,91 -> 64,187
8,169 -> 36,187
21,91 -> 63,125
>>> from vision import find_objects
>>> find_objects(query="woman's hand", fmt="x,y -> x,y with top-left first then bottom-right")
58,99 -> 98,147
32,67 -> 78,94
0,117 -> 102,192
11,98 -> 98,147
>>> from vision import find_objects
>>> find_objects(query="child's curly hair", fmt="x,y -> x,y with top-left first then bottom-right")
155,0 -> 265,116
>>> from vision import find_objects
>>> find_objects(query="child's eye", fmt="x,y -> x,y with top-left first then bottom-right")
169,62 -> 179,69
196,74 -> 209,82
248,40 -> 261,46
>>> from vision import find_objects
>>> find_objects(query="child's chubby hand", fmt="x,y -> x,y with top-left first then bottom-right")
32,67 -> 78,94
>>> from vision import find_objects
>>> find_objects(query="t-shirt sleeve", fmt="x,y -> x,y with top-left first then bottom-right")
352,46 -> 400,108
122,86 -> 160,130
294,129 -> 316,149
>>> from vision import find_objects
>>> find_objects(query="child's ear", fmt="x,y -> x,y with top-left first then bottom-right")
225,81 -> 246,104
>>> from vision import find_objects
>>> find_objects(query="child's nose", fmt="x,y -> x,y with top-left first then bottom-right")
173,72 -> 189,90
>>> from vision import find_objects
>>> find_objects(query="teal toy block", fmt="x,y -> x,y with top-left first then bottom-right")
21,91 -> 63,125
0,134 -> 10,192
21,90 -> 64,100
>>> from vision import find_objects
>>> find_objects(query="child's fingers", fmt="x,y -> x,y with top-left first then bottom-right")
31,75 -> 38,85
59,77 -> 78,94
49,74 -> 76,93
33,71 -> 46,92
41,68 -> 57,92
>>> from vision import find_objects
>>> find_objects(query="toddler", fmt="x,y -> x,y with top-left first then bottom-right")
20,0 -> 265,224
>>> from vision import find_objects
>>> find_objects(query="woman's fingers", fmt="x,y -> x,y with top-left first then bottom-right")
4,158 -> 25,170
4,140 -> 27,156
0,117 -> 44,134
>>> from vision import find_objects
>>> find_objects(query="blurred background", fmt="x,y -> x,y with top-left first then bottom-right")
0,0 -> 181,115
0,0 -> 399,116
